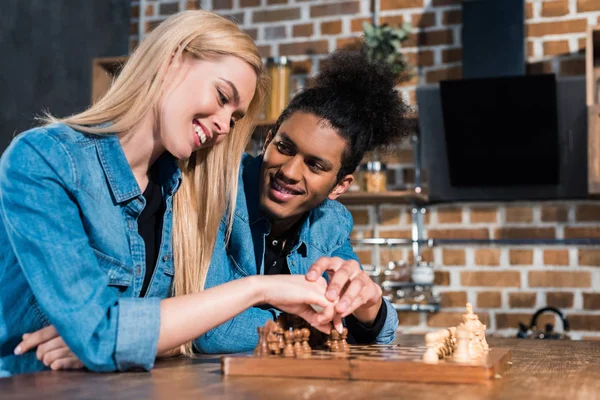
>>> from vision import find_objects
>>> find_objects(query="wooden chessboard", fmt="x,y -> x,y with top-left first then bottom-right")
221,344 -> 512,384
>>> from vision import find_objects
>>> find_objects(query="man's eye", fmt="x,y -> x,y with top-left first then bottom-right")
307,161 -> 323,172
276,142 -> 292,154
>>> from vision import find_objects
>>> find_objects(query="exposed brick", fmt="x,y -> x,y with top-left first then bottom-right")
380,208 -> 401,226
565,227 -> 600,238
544,249 -> 570,266
509,249 -> 533,266
408,248 -> 434,264
412,12 -> 436,28
336,37 -> 363,51
405,29 -> 454,48
240,0 -> 260,6
159,2 -> 180,15
253,8 -> 301,23
428,311 -> 489,327
526,19 -> 587,37
569,315 -> 600,331
222,12 -> 244,24
528,41 -> 535,58
428,228 -> 489,240
443,9 -> 461,25
579,37 -> 587,53
146,4 -> 155,16
475,249 -> 501,266
435,270 -> 450,286
470,207 -> 498,223
213,0 -> 232,9
560,58 -> 586,76
425,66 -> 462,84
505,206 -> 533,223
440,291 -> 468,308
186,1 -> 200,9
509,292 -> 537,308
351,17 -> 371,32
578,248 -> 600,266
527,61 -> 553,75
405,51 -> 435,67
436,207 -> 462,224
541,0 -> 569,17
461,271 -> 521,287
130,22 -> 138,35
131,5 -> 140,18
145,20 -> 161,33
547,292 -> 574,308
495,227 -> 555,239
477,291 -> 502,308
544,40 -> 570,57
577,0 -> 600,12
442,48 -> 462,63
321,20 -> 342,35
265,26 -> 287,40
292,24 -> 313,37
525,2 -> 534,19
541,205 -> 569,222
310,2 -> 360,18
379,248 -> 404,266
350,229 -> 374,239
381,0 -> 424,10
442,249 -> 465,266
397,311 -> 421,326
244,28 -> 258,40
528,271 -> 591,288
280,40 -> 329,56
380,15 -> 405,26
576,204 -> 600,221
257,45 -> 272,58
350,209 -> 370,225
379,229 -> 412,239
496,313 -> 555,329
355,249 -> 373,265
268,0 -> 288,4
583,293 -> 600,309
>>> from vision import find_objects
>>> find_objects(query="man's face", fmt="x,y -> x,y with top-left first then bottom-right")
259,112 -> 353,225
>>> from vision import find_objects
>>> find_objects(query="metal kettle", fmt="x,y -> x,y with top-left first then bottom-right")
516,307 -> 571,340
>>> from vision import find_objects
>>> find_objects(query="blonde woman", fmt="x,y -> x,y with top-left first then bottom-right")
0,10 -> 335,377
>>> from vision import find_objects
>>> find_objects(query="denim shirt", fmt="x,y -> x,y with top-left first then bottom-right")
0,123 -> 181,377
195,154 -> 398,353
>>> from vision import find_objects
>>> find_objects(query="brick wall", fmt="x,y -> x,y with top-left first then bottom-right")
129,0 -> 600,339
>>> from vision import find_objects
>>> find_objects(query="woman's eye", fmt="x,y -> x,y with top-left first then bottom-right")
230,120 -> 236,129
218,90 -> 228,105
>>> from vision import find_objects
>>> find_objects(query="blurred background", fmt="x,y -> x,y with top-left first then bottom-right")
2,0 -> 600,341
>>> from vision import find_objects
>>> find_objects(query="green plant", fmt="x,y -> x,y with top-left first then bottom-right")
362,21 -> 413,78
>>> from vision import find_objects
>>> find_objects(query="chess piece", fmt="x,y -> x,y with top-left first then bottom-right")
301,328 -> 311,352
481,325 -> 490,352
422,331 -> 439,364
254,327 -> 269,356
293,329 -> 303,356
330,329 -> 341,352
341,328 -> 350,353
283,330 -> 295,357
453,323 -> 471,363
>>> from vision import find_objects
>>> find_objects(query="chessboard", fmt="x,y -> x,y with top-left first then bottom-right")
221,344 -> 512,384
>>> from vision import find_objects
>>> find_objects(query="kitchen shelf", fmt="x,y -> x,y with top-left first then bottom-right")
338,190 -> 429,205
391,303 -> 440,312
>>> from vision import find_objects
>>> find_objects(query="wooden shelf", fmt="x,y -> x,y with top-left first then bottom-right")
338,190 -> 428,205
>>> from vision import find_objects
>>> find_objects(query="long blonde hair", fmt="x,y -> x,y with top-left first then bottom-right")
47,10 -> 268,355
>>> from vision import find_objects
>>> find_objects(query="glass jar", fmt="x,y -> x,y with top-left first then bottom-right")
363,161 -> 387,193
265,57 -> 291,121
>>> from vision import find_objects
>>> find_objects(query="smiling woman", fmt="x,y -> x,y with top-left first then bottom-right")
0,10 -> 340,377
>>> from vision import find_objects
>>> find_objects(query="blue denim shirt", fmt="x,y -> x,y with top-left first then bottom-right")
195,154 -> 398,353
0,123 -> 181,377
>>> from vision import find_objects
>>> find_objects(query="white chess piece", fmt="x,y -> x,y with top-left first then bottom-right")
452,324 -> 471,364
422,332 -> 439,364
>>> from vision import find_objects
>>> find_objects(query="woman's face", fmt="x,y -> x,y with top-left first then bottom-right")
158,55 -> 256,160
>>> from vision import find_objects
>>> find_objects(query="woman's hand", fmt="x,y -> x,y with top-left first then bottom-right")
14,325 -> 85,371
257,274 -> 338,333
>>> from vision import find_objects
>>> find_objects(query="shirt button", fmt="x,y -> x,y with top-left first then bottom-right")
272,240 -> 278,246
273,261 -> 277,266
291,261 -> 296,266
163,255 -> 169,262
136,265 -> 141,275
128,220 -> 134,230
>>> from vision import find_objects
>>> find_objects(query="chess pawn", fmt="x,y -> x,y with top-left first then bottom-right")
293,329 -> 304,356
341,328 -> 350,352
301,328 -> 311,353
276,326 -> 285,351
283,330 -> 295,358
422,332 -> 439,364
452,324 -> 471,364
330,329 -> 341,352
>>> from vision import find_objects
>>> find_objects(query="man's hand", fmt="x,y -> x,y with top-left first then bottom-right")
14,325 -> 85,371
305,257 -> 383,326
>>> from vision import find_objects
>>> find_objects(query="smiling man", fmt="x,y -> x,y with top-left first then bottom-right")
195,49 -> 413,353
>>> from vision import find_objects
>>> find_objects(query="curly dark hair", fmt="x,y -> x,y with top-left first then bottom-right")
271,48 -> 413,182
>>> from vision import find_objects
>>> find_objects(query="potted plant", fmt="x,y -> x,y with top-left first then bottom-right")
362,21 -> 413,82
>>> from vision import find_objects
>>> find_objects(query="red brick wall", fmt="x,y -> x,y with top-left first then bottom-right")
129,0 -> 600,339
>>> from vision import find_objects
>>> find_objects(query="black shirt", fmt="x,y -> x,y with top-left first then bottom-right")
263,228 -> 387,344
137,167 -> 165,297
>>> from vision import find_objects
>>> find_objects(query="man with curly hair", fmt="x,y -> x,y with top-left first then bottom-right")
196,49 -> 413,353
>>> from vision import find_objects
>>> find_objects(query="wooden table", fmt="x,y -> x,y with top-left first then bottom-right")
2,335 -> 600,400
